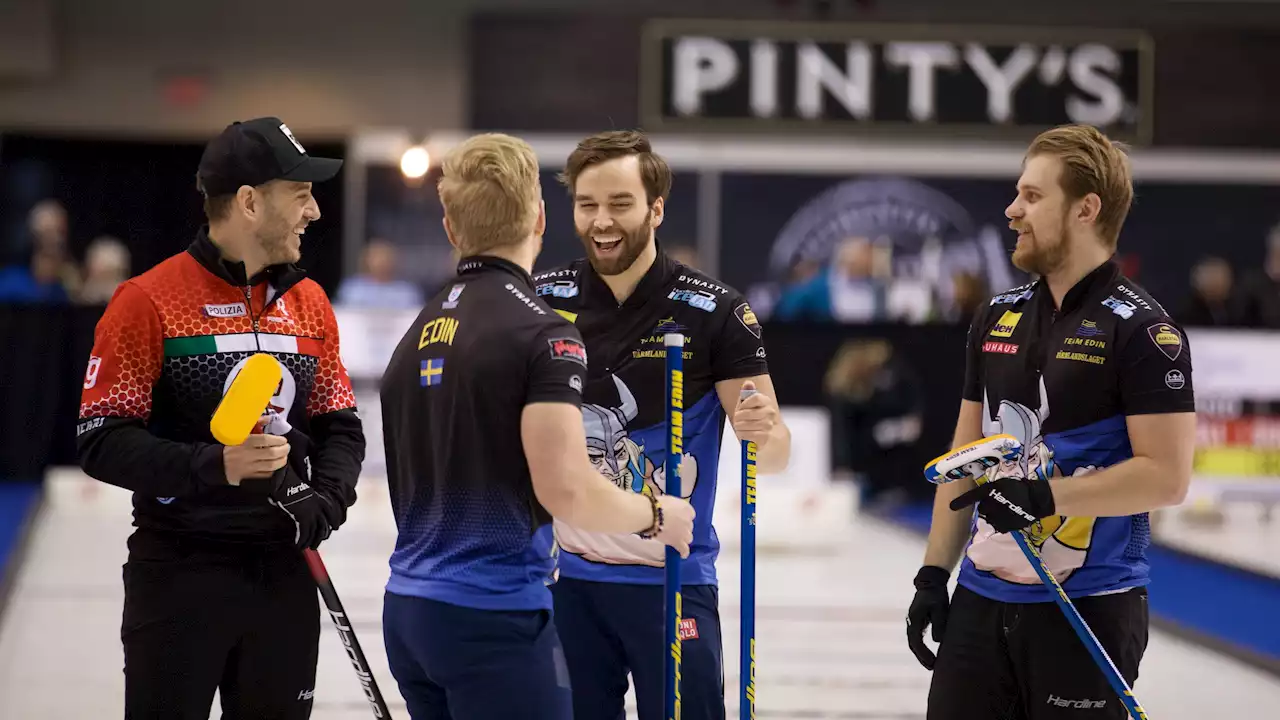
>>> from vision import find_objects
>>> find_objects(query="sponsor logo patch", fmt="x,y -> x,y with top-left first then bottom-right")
655,317 -> 687,335
1056,351 -> 1106,365
678,275 -> 728,295
989,310 -> 1022,338
668,288 -> 718,312
1102,296 -> 1136,319
505,282 -> 547,315
990,287 -> 1035,305
443,284 -> 465,309
278,123 -> 306,154
678,617 -> 700,640
204,302 -> 248,318
536,280 -> 579,299
1047,694 -> 1106,710
983,341 -> 1019,355
1076,319 -> 1103,337
735,302 -> 762,338
1165,369 -> 1186,390
1147,323 -> 1183,361
548,337 -> 588,366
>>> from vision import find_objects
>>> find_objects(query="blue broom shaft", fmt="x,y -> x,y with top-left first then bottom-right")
1013,531 -> 1149,720
664,333 -> 685,720
740,436 -> 757,720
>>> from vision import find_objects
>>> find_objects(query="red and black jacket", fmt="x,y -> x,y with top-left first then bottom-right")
76,227 -> 365,543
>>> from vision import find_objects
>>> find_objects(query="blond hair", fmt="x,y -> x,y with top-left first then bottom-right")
438,133 -> 541,256
1026,124 -> 1133,249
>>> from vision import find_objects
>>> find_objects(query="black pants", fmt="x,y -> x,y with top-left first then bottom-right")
551,578 -> 725,720
928,585 -> 1149,720
120,529 -> 320,719
382,591 -> 572,720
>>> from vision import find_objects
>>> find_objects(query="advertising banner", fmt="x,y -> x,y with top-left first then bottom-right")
641,20 -> 1153,142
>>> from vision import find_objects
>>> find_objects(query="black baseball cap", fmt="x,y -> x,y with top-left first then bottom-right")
196,117 -> 342,197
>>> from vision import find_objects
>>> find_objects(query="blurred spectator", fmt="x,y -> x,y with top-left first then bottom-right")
947,271 -> 988,326
1238,225 -> 1280,328
28,198 -> 67,248
824,338 -> 926,512
774,236 -> 887,322
789,258 -> 821,286
335,238 -> 425,309
1180,256 -> 1244,327
0,200 -> 78,303
0,245 -> 71,303
881,238 -> 938,323
33,200 -> 80,293
77,235 -> 131,305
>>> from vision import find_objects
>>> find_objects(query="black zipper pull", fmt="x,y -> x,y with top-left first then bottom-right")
243,286 -> 263,350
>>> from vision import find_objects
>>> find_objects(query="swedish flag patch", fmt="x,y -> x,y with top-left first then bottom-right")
420,358 -> 445,387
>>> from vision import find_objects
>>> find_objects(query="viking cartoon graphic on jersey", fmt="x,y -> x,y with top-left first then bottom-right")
558,374 -> 698,567
967,377 -> 1098,586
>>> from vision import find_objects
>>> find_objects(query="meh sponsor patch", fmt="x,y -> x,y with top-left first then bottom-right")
989,310 -> 1022,338
1146,323 -> 1183,361
678,617 -> 699,640
548,337 -> 587,366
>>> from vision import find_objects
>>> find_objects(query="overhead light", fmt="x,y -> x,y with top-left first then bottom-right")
400,145 -> 431,180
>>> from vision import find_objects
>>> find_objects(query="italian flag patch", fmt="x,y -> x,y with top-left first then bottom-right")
164,333 -> 322,357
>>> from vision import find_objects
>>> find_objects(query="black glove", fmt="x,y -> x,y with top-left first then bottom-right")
270,466 -> 334,550
949,475 -> 1056,533
906,565 -> 951,670
261,414 -> 334,550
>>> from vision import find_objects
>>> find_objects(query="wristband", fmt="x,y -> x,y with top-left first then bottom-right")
637,493 -> 664,539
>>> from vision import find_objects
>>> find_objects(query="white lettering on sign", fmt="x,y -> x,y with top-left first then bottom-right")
796,40 -> 873,120
883,42 -> 961,123
659,30 -> 1146,134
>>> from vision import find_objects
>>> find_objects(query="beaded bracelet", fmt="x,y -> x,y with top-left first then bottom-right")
637,493 -> 664,539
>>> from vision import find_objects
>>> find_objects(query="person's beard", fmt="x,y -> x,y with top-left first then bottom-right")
256,203 -> 298,266
577,210 -> 652,276
1011,208 -> 1070,277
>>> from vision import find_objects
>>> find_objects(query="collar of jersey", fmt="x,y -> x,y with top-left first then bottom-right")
1036,258 -> 1120,315
456,254 -> 533,287
578,241 -> 678,309
187,225 -> 306,291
